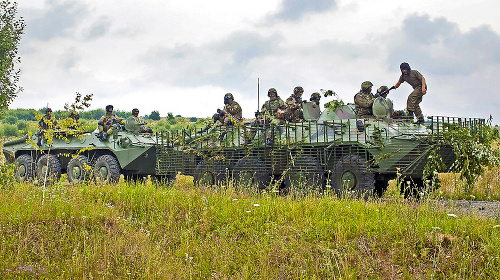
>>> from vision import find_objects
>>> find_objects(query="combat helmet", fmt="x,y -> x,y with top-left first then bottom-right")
268,88 -> 278,97
310,92 -> 321,101
361,81 -> 373,92
293,86 -> 304,95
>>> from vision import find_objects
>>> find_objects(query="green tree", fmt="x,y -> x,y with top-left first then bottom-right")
149,110 -> 161,121
0,1 -> 25,116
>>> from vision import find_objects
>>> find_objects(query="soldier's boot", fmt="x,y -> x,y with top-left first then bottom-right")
101,132 -> 109,141
416,117 -> 425,125
405,110 -> 415,121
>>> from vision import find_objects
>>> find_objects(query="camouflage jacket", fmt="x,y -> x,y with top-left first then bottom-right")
261,97 -> 286,118
39,114 -> 58,130
285,94 -> 304,123
224,101 -> 242,122
354,91 -> 375,118
99,113 -> 124,130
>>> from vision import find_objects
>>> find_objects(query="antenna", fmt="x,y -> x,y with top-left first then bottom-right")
257,78 -> 260,112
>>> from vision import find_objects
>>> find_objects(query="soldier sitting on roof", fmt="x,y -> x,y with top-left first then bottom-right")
98,105 -> 125,141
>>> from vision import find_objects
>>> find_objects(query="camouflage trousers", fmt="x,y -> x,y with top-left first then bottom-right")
407,87 -> 424,118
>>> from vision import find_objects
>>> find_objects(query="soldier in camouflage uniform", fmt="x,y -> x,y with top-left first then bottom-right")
98,105 -> 125,141
310,92 -> 321,106
223,93 -> 242,124
39,108 -> 58,130
260,88 -> 286,122
393,62 -> 427,124
354,81 -> 375,118
284,86 -> 304,123
131,108 -> 153,133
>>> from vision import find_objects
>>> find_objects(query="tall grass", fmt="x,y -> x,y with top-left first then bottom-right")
1,177 -> 499,279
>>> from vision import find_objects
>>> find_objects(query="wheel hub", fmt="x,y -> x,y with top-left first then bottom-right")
341,171 -> 357,191
72,166 -> 81,179
18,165 -> 26,177
99,166 -> 108,177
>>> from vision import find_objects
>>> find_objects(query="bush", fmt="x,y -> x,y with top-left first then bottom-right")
189,117 -> 197,122
149,111 -> 161,121
16,120 -> 27,132
3,115 -> 17,125
1,124 -> 19,137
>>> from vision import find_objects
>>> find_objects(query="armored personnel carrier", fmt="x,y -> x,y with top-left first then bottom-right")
2,98 -> 485,197
2,116 -> 160,184
155,97 -> 485,196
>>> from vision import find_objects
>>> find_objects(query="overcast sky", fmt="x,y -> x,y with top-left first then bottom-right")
10,0 -> 500,123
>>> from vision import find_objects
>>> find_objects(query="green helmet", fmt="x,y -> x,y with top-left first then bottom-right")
294,86 -> 304,95
361,81 -> 373,91
268,88 -> 277,97
224,93 -> 234,100
377,86 -> 389,94
310,92 -> 321,100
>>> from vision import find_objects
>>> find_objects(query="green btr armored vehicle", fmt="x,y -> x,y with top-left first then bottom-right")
2,117 -> 161,184
155,97 -> 485,196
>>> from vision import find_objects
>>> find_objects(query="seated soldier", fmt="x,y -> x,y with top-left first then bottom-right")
222,93 -> 242,125
98,105 -> 125,140
65,111 -> 81,130
130,108 -> 153,133
354,81 -> 375,118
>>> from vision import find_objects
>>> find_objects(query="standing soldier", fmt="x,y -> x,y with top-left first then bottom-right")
354,81 -> 375,118
98,105 -> 124,140
392,62 -> 427,124
260,88 -> 286,123
223,93 -> 243,125
38,108 -> 58,130
285,86 -> 304,123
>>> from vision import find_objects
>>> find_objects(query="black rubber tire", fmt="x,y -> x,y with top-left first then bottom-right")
36,154 -> 62,184
14,154 -> 36,182
93,155 -> 121,184
67,155 -> 92,183
374,179 -> 389,197
332,155 -> 375,198
193,159 -> 228,187
233,156 -> 270,191
284,155 -> 324,194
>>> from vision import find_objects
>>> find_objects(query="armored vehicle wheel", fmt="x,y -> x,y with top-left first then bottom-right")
67,155 -> 92,183
36,154 -> 62,184
284,155 -> 324,193
374,178 -> 390,197
233,156 -> 270,191
332,155 -> 375,198
14,154 -> 36,182
193,159 -> 227,187
94,155 -> 121,184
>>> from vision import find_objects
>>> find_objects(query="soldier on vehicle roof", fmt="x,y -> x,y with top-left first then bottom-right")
309,92 -> 321,106
354,81 -> 375,118
284,86 -> 305,123
222,93 -> 242,125
38,107 -> 58,130
260,88 -> 286,123
131,108 -> 153,133
98,105 -> 124,141
392,62 -> 427,124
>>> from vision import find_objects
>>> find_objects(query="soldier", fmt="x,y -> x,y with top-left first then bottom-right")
38,108 -> 58,130
392,62 -> 427,124
284,86 -> 304,123
98,105 -> 124,140
223,93 -> 242,124
354,81 -> 375,118
309,92 -> 321,106
64,111 -> 81,130
260,88 -> 286,123
131,108 -> 153,133
37,107 -> 58,146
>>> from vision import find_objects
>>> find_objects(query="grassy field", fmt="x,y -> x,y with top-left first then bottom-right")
0,175 -> 499,279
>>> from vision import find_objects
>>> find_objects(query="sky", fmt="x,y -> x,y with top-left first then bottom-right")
10,0 -> 500,123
